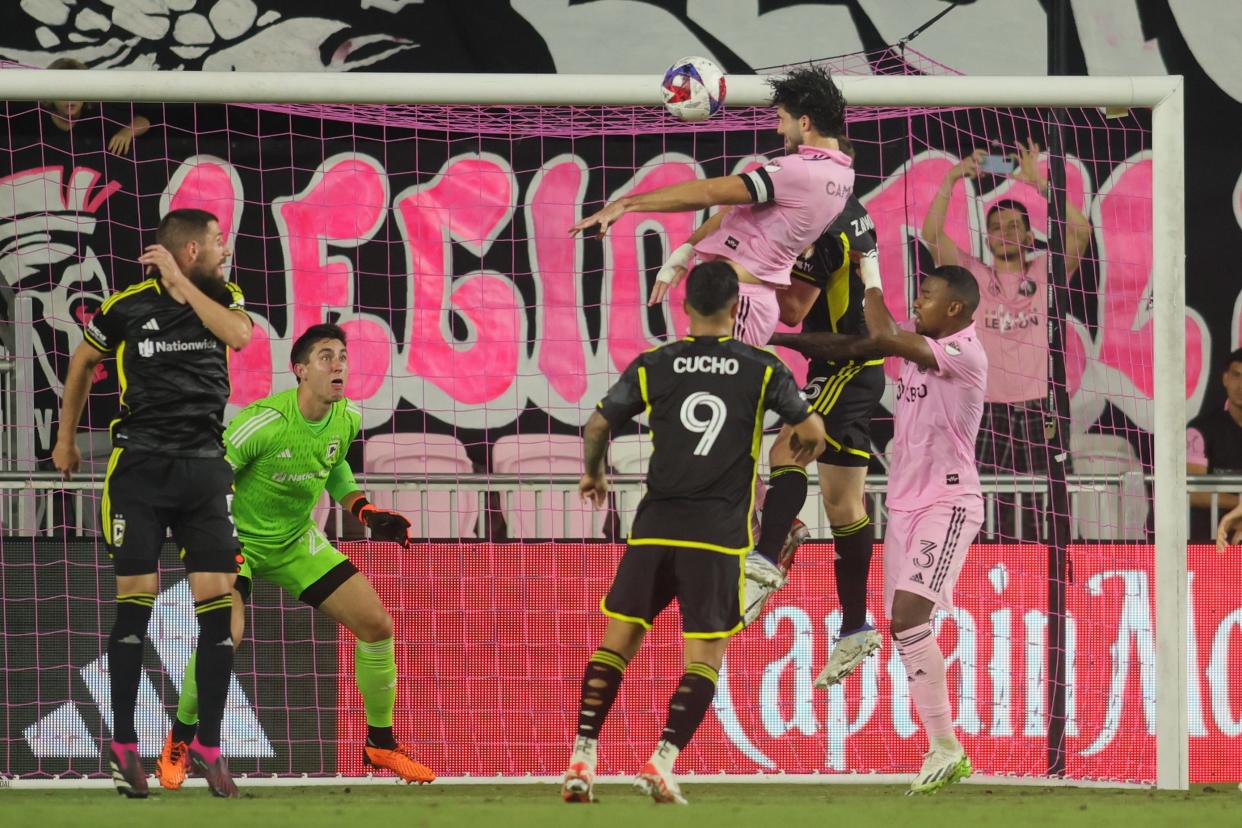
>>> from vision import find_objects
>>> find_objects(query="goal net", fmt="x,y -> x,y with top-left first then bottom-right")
0,51 -> 1218,788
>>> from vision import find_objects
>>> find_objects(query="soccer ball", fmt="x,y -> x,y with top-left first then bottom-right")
661,56 -> 727,122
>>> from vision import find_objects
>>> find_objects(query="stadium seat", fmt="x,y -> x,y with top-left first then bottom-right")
492,433 -> 607,539
364,433 -> 479,539
1069,433 -> 1148,541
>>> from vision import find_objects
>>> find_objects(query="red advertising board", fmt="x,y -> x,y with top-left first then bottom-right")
336,543 -> 1242,782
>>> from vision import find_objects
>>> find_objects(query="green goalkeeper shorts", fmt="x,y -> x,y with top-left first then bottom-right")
237,523 -> 350,602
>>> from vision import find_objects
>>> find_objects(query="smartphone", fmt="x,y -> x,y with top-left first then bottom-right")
979,153 -> 1015,175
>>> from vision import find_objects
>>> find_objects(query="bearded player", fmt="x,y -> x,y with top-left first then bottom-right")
156,323 -> 435,787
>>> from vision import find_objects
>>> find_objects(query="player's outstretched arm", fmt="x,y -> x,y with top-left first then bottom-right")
768,330 -> 880,363
52,341 -> 106,479
570,176 -> 753,238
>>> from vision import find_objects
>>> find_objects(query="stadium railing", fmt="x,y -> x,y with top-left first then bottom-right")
1,471 -> 1235,543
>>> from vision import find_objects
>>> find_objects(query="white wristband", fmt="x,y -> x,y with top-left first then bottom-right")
859,249 -> 882,291
656,243 -> 695,285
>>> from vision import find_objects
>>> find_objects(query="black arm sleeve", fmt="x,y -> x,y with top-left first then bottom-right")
595,357 -> 647,427
764,362 -> 812,425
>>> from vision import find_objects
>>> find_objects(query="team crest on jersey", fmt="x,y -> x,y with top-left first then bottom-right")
112,516 -> 126,547
945,341 -> 961,356
326,440 -> 340,462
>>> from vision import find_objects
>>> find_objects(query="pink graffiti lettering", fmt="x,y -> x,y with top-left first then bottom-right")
274,154 -> 391,401
396,154 -> 521,404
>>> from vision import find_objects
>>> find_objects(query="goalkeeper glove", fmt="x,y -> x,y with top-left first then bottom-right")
351,497 -> 411,546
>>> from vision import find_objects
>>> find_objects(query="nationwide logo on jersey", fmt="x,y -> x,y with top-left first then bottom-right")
326,440 -> 340,462
137,339 -> 154,358
112,515 -> 126,547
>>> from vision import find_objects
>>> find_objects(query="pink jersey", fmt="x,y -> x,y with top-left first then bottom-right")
962,252 -> 1048,403
887,322 -> 987,511
694,145 -> 854,287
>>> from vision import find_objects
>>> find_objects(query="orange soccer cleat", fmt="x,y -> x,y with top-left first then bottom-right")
363,743 -> 437,784
155,731 -> 190,790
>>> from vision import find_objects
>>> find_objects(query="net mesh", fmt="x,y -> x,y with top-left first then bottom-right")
1,48 -> 1236,784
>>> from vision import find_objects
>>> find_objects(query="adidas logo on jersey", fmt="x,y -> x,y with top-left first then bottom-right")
277,448 -> 293,459
910,572 -> 925,585
142,318 -> 160,332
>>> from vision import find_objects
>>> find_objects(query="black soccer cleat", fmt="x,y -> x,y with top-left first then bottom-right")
189,746 -> 240,799
109,742 -> 149,799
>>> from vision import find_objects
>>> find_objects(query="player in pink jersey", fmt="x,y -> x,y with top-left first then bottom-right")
569,64 -> 853,349
771,264 -> 985,795
571,66 -> 853,596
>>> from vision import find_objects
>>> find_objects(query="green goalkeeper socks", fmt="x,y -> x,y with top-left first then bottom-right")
356,638 -> 397,728
176,650 -> 200,728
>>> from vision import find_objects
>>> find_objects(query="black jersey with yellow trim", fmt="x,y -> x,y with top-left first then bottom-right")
791,195 -> 876,338
84,278 -> 246,458
596,335 -> 810,553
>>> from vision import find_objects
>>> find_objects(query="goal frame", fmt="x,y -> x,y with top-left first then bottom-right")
0,69 -> 1187,790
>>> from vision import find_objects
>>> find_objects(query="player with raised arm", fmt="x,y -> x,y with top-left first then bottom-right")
772,264 -> 986,795
747,183 -> 886,692
155,323 -> 435,789
561,262 -> 825,805
52,208 -> 251,798
572,64 -> 853,628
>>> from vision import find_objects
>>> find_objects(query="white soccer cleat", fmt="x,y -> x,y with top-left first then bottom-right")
634,761 -> 688,805
906,746 -> 972,795
742,550 -> 786,627
561,761 -> 596,803
814,626 -> 883,687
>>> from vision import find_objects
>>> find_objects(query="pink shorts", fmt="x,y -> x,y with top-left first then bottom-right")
884,498 -> 983,617
732,281 -> 780,347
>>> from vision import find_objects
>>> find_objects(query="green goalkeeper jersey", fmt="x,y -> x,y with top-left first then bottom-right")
224,388 -> 362,546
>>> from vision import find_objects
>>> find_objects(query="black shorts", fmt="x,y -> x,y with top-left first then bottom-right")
802,360 -> 885,468
102,449 -> 241,576
601,544 -> 743,638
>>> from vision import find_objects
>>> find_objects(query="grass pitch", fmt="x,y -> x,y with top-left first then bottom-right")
1,782 -> 1237,827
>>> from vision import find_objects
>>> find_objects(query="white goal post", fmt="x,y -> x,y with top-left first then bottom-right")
0,69 -> 1187,790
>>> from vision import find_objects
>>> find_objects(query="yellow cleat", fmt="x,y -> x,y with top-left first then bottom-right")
155,732 -> 189,791
363,743 -> 436,784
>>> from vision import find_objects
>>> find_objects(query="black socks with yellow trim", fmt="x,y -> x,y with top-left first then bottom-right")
109,593 -> 155,745
577,648 -> 628,739
193,594 -> 235,748
756,465 -> 809,563
833,515 -> 874,633
660,662 -> 719,750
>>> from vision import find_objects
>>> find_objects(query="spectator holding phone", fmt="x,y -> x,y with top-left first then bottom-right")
922,139 -> 1092,538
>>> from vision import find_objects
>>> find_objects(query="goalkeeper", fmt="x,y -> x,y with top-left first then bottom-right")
156,323 -> 435,787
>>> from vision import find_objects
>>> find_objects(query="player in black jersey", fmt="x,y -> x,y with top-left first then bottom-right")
52,208 -> 252,799
560,261 -> 825,805
752,183 -> 887,687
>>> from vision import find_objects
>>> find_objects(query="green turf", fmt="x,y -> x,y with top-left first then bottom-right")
1,783 -> 1238,828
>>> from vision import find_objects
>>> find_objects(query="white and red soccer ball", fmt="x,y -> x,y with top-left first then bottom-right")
661,56 -> 726,122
